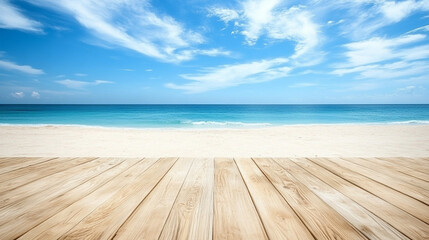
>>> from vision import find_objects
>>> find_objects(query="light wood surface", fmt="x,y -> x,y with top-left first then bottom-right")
253,157 -> 365,240
275,158 -> 408,240
114,158 -> 193,240
235,157 -> 314,239
310,157 -> 429,224
159,158 -> 214,240
0,157 -> 427,239
213,158 -> 267,240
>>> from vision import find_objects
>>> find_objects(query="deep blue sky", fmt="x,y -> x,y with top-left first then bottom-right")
0,0 -> 428,103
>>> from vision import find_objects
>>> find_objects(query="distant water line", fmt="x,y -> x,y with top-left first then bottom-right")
1,104 -> 429,128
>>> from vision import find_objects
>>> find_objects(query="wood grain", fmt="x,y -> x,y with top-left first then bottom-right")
235,158 -> 314,240
0,157 -> 55,175
254,157 -> 365,240
333,157 -> 429,203
159,158 -> 214,240
213,158 -> 268,240
0,157 -> 426,240
59,158 -> 177,240
290,158 -> 429,239
0,157 -> 123,209
275,158 -> 408,240
360,157 -> 429,182
18,158 -> 153,240
311,157 -> 429,223
0,157 -> 95,193
114,158 -> 194,240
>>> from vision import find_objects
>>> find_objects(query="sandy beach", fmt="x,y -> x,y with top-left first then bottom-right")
1,124 -> 428,157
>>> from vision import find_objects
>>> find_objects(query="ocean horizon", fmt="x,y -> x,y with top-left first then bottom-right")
1,104 -> 429,128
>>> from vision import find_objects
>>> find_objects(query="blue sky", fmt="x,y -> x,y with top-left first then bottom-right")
0,0 -> 428,103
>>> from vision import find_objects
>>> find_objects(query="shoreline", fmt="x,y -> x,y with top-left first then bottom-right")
0,120 -> 429,130
1,124 -> 429,157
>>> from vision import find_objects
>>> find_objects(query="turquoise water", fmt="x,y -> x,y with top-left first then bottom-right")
1,104 -> 429,128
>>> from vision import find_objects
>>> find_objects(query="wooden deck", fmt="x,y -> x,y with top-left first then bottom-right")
0,157 -> 428,239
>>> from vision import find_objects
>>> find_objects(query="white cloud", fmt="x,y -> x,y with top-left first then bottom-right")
333,34 -> 429,80
75,73 -> 87,77
0,59 -> 44,74
207,7 -> 239,23
166,58 -> 290,93
240,0 -> 281,44
379,0 -> 428,23
27,0 -> 222,62
396,85 -> 426,95
407,24 -> 429,34
0,0 -> 42,32
336,34 -> 428,67
327,19 -> 344,25
121,69 -> 134,72
31,91 -> 40,98
335,60 -> 429,79
267,7 -> 319,58
11,91 -> 24,98
208,0 -> 320,59
331,0 -> 429,38
56,79 -> 113,89
168,48 -> 231,62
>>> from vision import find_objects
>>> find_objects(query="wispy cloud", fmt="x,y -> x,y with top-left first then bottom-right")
11,91 -> 24,98
56,79 -> 113,89
0,0 -> 42,32
0,59 -> 44,74
396,85 -> 426,95
208,0 -> 320,59
75,73 -> 87,77
27,0 -> 225,62
207,7 -> 239,24
31,91 -> 40,98
407,24 -> 429,34
336,34 -> 428,67
166,58 -> 290,93
329,0 -> 429,39
332,33 -> 429,79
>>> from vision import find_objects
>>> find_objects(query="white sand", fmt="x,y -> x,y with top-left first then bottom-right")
0,125 -> 428,157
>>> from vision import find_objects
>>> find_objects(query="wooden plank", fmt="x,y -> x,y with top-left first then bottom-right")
0,158 -> 128,239
213,158 -> 268,240
114,158 -> 194,240
311,157 -> 429,223
275,158 -> 408,240
159,158 -> 214,240
0,157 -> 56,175
0,157 -> 117,208
361,157 -> 429,182
399,157 -> 429,165
0,157 -> 77,183
58,157 -> 177,240
0,158 -> 142,236
0,157 -> 40,168
342,157 -> 429,189
0,157 -> 95,193
16,158 -> 154,240
254,158 -> 366,240
378,157 -> 429,175
234,158 -> 314,240
290,158 -> 429,239
335,157 -> 429,201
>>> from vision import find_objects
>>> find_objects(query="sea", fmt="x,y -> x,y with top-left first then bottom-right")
1,104 -> 429,128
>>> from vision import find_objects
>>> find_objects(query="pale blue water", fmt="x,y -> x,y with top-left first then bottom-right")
1,104 -> 429,128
